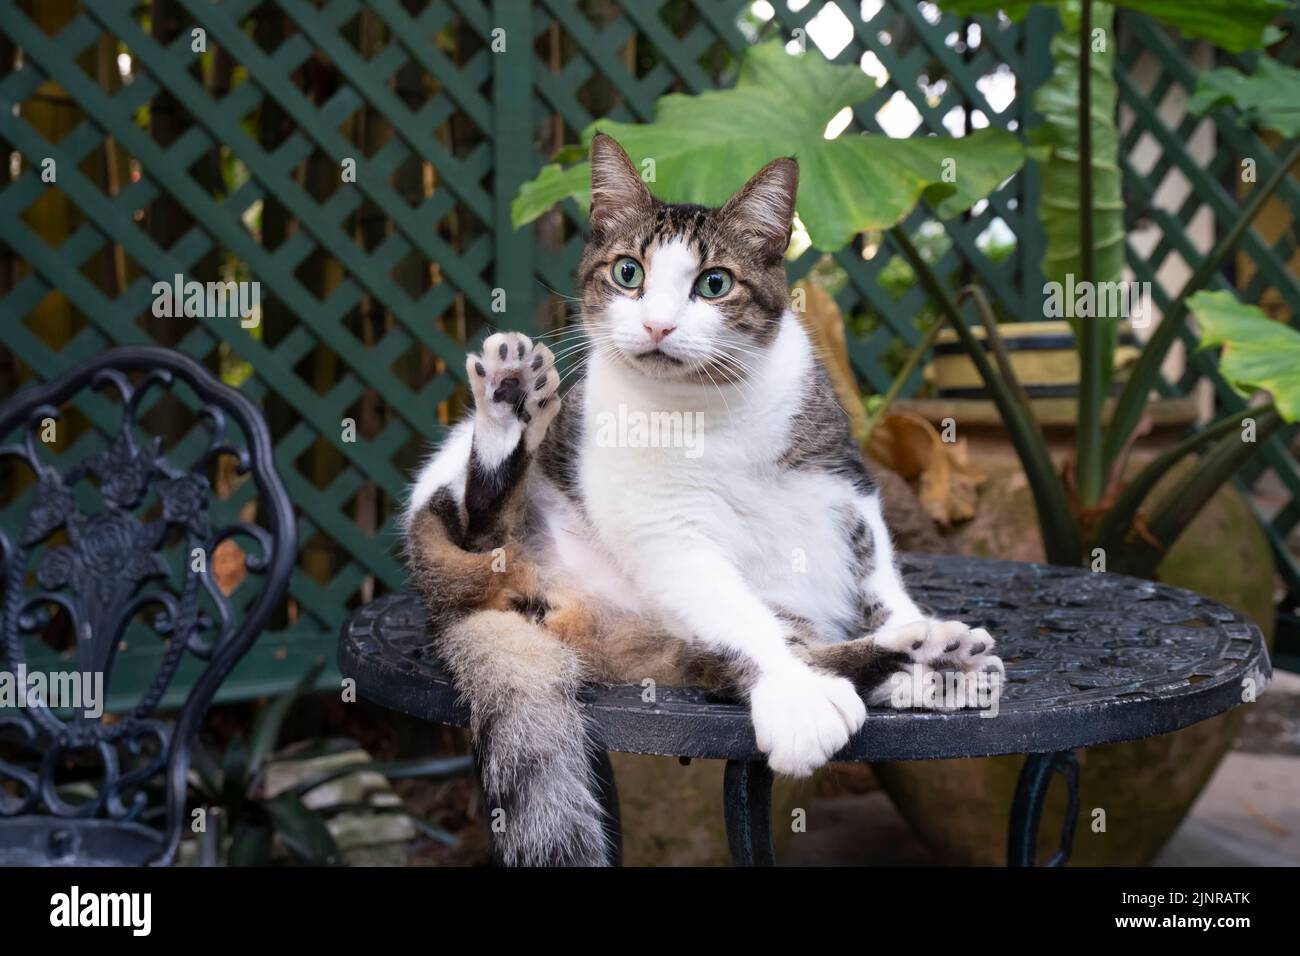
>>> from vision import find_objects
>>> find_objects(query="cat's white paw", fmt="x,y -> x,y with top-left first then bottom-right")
467,332 -> 560,451
867,618 -> 1004,710
750,666 -> 866,777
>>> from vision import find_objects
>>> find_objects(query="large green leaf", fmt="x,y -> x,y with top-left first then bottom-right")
1035,2 -> 1124,292
266,792 -> 343,866
1189,58 -> 1300,139
1191,290 -> 1300,421
939,0 -> 1287,54
1032,0 -> 1123,428
221,734 -> 249,815
512,42 -> 1025,252
227,821 -> 273,867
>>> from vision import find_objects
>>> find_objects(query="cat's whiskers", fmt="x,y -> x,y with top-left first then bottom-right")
707,341 -> 763,383
723,332 -> 843,408
528,324 -> 588,341
534,277 -> 585,306
709,349 -> 757,380
696,360 -> 735,419
703,342 -> 755,377
557,349 -> 604,390
551,329 -> 616,364
550,339 -> 598,363
532,330 -> 593,353
546,329 -> 608,361
704,352 -> 761,403
555,334 -> 618,388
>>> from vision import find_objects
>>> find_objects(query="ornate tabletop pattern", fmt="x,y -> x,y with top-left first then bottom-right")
339,553 -> 1270,762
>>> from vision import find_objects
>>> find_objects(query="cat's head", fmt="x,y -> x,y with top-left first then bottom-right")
577,133 -> 798,382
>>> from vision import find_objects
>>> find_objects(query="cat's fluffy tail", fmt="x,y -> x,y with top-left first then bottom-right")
441,609 -> 612,867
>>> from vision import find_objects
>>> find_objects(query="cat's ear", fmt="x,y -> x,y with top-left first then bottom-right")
589,133 -> 653,239
720,157 -> 799,263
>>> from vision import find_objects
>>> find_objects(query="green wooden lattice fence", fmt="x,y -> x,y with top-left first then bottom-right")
0,0 -> 1297,703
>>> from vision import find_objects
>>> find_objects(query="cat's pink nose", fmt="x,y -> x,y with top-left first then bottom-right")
643,322 -> 675,346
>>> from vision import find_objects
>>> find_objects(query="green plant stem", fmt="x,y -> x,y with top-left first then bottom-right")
862,315 -> 949,447
1101,136 -> 1300,472
1076,0 -> 1106,509
1108,405 -> 1283,577
1092,403 -> 1272,554
247,660 -> 325,778
959,285 -> 1034,410
1076,0 -> 1095,288
889,225 -> 1083,564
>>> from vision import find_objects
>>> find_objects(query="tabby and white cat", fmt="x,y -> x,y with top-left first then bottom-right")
403,133 -> 1002,866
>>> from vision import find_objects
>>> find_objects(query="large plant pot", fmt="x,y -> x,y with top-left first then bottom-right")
927,320 -> 1139,399
873,458 -> 1276,866
609,753 -> 810,866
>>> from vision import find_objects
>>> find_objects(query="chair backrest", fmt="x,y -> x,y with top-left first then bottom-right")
0,347 -> 294,864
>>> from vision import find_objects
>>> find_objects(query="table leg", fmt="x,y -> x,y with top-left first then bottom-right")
1007,750 -> 1080,867
724,759 -> 775,866
590,748 -> 623,866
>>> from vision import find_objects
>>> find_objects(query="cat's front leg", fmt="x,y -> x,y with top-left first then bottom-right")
458,331 -> 560,544
748,661 -> 867,776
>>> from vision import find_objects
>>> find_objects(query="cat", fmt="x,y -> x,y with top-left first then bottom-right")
403,133 -> 1003,866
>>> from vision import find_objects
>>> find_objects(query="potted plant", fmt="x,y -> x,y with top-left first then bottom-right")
925,321 -> 1141,400
870,0 -> 1300,866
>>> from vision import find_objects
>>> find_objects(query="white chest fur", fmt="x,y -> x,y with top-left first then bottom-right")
560,315 -> 864,640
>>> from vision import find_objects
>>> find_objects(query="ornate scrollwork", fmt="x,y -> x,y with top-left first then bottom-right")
0,349 -> 294,864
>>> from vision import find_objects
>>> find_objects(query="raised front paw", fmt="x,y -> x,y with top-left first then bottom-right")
750,666 -> 867,777
867,618 -> 1004,710
467,331 -> 560,450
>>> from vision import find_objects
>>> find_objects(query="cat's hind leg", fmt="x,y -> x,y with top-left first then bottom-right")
801,625 -> 1003,712
439,608 -> 612,867
868,619 -> 1004,684
850,490 -> 1003,706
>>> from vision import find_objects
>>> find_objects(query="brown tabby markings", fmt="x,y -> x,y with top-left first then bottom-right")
579,133 -> 796,370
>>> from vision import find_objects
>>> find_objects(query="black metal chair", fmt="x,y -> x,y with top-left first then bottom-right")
0,347 -> 294,865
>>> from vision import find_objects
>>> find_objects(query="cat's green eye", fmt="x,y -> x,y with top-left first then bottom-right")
695,268 -> 733,299
612,257 -> 644,289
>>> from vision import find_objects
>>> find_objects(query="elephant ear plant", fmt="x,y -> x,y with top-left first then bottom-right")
931,0 -> 1300,577
513,40 -> 1024,251
514,22 -> 1300,580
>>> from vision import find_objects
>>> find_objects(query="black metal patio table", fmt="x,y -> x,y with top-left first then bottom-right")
338,553 -> 1270,867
